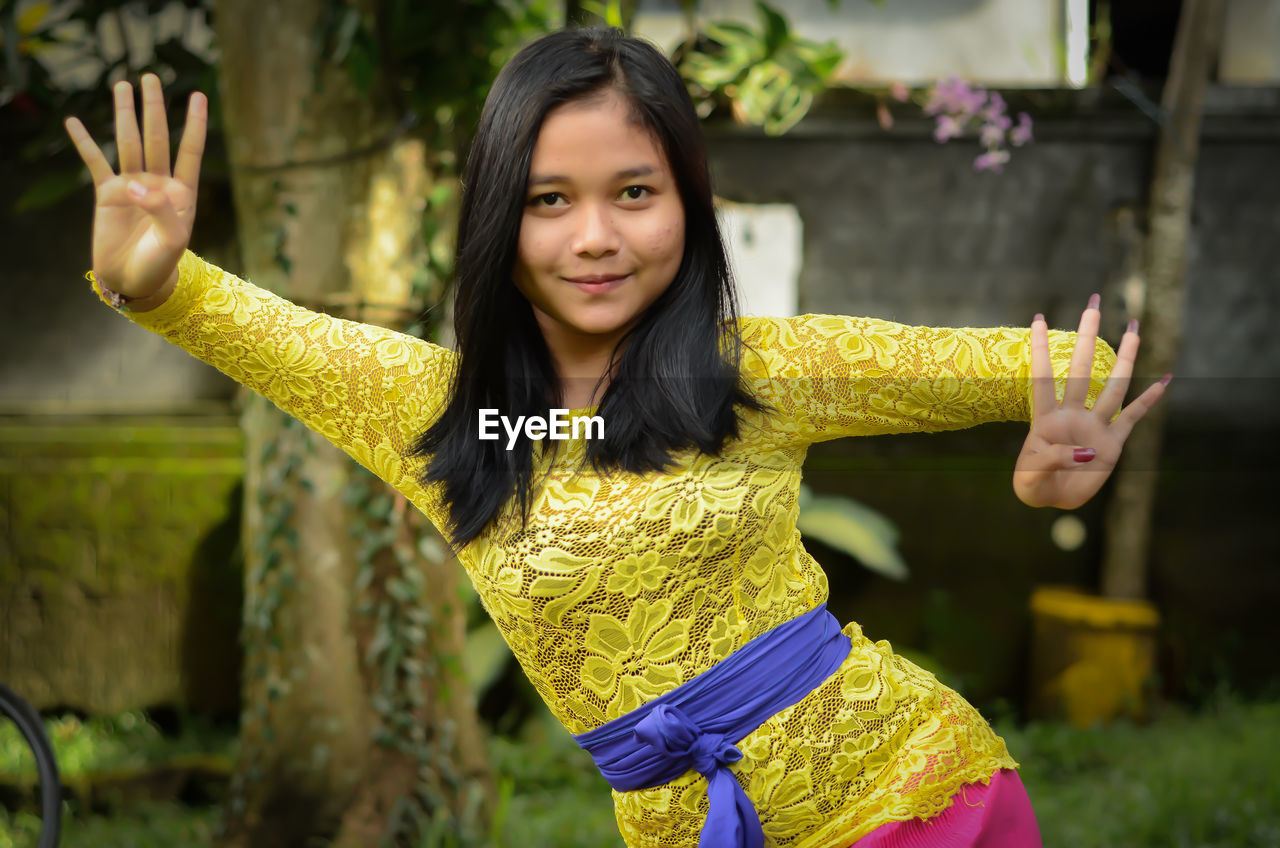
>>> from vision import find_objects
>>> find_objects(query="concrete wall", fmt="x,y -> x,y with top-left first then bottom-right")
703,85 -> 1280,707
705,86 -> 1280,429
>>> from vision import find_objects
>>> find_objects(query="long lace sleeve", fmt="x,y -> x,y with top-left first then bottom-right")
739,312 -> 1116,444
92,249 -> 456,499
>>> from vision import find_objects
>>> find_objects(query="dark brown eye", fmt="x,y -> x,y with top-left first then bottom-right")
622,186 -> 650,200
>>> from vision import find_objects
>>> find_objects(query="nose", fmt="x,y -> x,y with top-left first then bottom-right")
570,202 -> 621,258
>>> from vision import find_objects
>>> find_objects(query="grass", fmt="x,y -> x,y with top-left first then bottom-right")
0,803 -> 219,848
994,690 -> 1280,847
484,712 -> 622,848
2,690 -> 1278,847
0,710 -> 234,782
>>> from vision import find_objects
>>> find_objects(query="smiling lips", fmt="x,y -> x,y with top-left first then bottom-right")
566,273 -> 629,293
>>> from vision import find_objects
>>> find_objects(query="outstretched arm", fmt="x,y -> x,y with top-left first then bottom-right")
738,310 -> 1118,442
89,250 -> 456,503
67,72 -> 456,517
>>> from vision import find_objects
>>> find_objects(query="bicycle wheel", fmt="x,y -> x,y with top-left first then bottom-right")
0,684 -> 61,848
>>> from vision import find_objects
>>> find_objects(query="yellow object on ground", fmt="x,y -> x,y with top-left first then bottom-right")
1029,585 -> 1161,728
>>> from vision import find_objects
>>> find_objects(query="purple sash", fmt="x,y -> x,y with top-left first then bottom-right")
572,603 -> 852,848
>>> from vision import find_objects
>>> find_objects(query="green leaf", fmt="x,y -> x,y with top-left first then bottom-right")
682,50 -> 748,90
802,41 -> 845,82
416,533 -> 446,563
463,625 -> 512,693
331,8 -> 361,63
755,0 -> 791,55
606,0 -> 624,28
387,576 -> 420,603
704,21 -> 764,57
764,86 -> 812,135
428,182 -> 453,209
796,485 -> 908,580
344,36 -> 377,96
367,618 -> 393,664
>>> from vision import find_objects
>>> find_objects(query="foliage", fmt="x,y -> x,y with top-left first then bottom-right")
1,0 -> 220,212
0,802 -> 219,848
677,0 -> 842,135
5,691 -> 1279,847
481,713 -> 622,848
995,691 -> 1280,847
673,1 -> 1036,168
315,0 -> 558,318
0,710 -> 233,782
796,483 -> 907,580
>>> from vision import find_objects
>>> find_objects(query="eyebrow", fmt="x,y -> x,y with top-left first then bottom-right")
527,165 -> 658,188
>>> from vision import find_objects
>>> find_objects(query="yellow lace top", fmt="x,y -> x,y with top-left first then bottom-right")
99,251 -> 1115,847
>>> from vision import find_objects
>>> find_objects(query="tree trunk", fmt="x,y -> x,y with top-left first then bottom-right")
211,2 -> 490,845
1099,0 -> 1226,599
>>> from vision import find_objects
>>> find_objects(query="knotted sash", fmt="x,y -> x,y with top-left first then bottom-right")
572,603 -> 852,848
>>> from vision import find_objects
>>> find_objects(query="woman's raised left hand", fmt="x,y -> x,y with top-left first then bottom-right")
1013,294 -> 1170,509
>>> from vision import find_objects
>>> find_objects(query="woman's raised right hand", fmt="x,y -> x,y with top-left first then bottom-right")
63,74 -> 207,300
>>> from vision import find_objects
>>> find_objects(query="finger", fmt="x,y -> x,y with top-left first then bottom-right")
1063,293 -> 1102,408
1030,313 -> 1056,420
63,116 -> 115,187
114,80 -> 143,173
173,91 -> 207,193
1108,377 -> 1170,442
141,73 -> 171,176
1091,317 -> 1139,422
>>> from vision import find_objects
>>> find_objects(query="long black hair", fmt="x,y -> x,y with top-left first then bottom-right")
411,26 -> 769,551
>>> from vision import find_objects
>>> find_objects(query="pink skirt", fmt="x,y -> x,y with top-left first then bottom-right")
849,768 -> 1043,848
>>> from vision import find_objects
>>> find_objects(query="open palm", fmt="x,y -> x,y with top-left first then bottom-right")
1013,295 -> 1170,510
63,74 -> 207,298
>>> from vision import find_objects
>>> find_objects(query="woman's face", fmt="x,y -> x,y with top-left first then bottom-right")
514,88 -> 686,365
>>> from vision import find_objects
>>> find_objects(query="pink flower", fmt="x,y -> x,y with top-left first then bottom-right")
916,76 -> 1034,173
981,92 -> 1006,124
979,122 -> 1005,148
974,149 -> 1011,172
933,114 -> 964,143
957,85 -> 987,118
889,80 -> 910,102
1010,112 -> 1034,146
924,75 -> 968,115
876,101 -> 894,130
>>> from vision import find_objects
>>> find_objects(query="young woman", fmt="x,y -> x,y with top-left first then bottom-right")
64,26 -> 1167,848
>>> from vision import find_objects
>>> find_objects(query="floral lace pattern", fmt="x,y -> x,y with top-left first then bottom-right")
105,251 -> 1115,847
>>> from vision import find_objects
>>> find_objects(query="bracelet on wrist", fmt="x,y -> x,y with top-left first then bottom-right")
85,270 -> 136,313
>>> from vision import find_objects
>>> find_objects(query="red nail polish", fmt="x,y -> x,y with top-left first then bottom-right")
1074,448 -> 1096,462
1127,318 -> 1138,334
1087,293 -> 1100,310
1160,373 -> 1172,387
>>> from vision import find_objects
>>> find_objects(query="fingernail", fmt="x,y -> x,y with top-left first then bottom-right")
1087,293 -> 1100,310
1127,318 -> 1138,334
128,180 -> 147,198
1160,373 -> 1172,387
1034,312 -> 1044,325
1074,448 -> 1096,463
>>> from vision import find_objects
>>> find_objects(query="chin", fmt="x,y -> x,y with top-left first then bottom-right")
569,319 -> 634,339
563,309 -> 641,338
